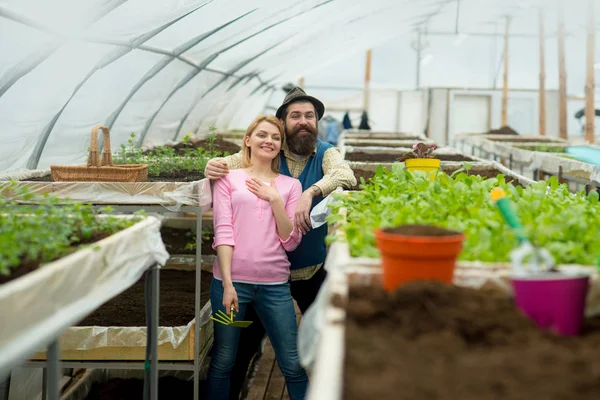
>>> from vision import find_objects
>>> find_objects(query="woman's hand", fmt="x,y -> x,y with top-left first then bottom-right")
246,178 -> 280,203
222,285 -> 239,313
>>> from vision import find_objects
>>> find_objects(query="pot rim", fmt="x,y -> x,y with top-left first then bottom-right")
375,227 -> 465,243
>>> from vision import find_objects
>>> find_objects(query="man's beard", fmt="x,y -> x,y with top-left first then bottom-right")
286,125 -> 318,156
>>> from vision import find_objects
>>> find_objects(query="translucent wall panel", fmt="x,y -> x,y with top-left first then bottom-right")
176,82 -> 232,139
214,81 -> 261,128
227,88 -> 275,130
37,50 -> 163,168
143,71 -> 221,146
111,60 -> 194,145
143,0 -> 261,51
0,19 -> 51,84
89,0 -> 213,43
0,41 -> 114,172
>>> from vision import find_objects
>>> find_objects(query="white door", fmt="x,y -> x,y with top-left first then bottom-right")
452,94 -> 491,137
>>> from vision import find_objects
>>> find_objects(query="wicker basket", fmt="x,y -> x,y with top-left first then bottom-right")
50,125 -> 148,182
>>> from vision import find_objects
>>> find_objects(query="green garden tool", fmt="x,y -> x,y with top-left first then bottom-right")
210,306 -> 253,328
490,188 -> 555,276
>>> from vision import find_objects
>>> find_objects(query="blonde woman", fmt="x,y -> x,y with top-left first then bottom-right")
207,115 -> 308,399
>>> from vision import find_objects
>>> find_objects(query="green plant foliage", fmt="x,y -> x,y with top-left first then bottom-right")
515,145 -> 567,153
0,182 -> 145,276
113,127 -> 226,177
326,164 -> 600,265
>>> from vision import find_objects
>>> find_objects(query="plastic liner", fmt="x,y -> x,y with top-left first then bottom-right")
0,216 -> 169,379
0,177 -> 212,213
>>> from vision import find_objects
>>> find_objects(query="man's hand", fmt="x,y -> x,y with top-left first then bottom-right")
205,159 -> 229,180
294,188 -> 318,235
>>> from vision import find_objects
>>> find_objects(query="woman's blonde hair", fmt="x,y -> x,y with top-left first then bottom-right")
241,114 -> 284,173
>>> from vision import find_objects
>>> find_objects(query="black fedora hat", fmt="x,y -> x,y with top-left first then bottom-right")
275,86 -> 325,121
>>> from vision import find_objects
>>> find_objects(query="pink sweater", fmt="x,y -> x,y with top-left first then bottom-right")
212,169 -> 303,283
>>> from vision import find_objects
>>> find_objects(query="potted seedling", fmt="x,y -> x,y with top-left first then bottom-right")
399,142 -> 440,175
374,224 -> 465,292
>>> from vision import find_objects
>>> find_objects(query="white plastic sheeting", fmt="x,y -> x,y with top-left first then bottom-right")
0,171 -> 213,211
1,0 -> 596,174
0,216 -> 169,379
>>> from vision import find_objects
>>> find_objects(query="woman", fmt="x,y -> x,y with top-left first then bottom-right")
207,115 -> 308,400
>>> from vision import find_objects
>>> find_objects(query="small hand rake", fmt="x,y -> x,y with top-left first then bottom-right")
210,307 -> 253,328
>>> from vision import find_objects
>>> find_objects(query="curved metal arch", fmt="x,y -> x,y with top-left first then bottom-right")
26,3 -> 209,168
133,9 -> 258,145
192,40 -> 289,135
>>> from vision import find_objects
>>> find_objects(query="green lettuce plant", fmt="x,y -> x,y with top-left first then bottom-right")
326,164 -> 600,265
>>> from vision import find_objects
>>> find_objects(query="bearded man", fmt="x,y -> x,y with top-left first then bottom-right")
204,86 -> 356,399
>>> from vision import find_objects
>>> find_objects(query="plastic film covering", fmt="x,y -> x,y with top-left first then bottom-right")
302,241 -> 600,400
0,175 -> 212,212
0,216 -> 169,379
35,297 -> 213,355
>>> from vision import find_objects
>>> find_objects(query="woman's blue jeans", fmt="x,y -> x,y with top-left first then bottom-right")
207,279 -> 308,400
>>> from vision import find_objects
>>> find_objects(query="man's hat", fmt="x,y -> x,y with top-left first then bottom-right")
275,86 -> 325,121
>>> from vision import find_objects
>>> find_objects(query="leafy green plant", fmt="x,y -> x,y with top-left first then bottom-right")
184,227 -> 214,252
113,127 -> 226,177
0,182 -> 145,277
326,164 -> 600,265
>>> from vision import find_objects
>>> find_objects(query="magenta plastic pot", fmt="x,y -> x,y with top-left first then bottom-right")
512,273 -> 589,336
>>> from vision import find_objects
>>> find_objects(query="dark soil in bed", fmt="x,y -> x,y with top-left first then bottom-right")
77,270 -> 213,327
342,281 -> 600,400
23,171 -> 206,183
345,152 -> 475,162
160,226 -> 216,256
84,376 -> 195,400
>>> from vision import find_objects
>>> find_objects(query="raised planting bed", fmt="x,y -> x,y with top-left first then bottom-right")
347,160 -> 524,190
144,136 -> 241,156
0,172 -> 212,211
487,135 -> 566,144
342,146 -> 476,163
341,130 -> 425,141
341,139 -> 434,148
0,185 -> 168,375
32,266 -> 215,362
61,369 -> 196,400
343,280 -> 600,400
327,164 -> 599,265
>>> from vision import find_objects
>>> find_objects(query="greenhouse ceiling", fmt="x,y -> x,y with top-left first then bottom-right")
0,0 -> 596,172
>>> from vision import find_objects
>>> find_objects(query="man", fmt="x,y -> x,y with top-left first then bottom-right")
204,86 -> 356,399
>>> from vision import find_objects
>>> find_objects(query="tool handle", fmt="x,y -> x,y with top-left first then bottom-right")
496,197 -> 529,243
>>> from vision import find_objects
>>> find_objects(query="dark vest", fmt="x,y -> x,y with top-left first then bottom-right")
279,140 -> 333,269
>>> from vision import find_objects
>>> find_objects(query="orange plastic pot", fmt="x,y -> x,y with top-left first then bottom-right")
374,225 -> 465,292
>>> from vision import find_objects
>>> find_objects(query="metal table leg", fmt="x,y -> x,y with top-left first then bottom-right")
194,211 -> 203,400
46,341 -> 60,400
144,264 -> 160,400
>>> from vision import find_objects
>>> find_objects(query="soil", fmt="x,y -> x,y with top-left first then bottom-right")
345,141 -> 416,148
160,226 -> 216,256
382,224 -> 461,237
21,171 -> 206,183
84,376 -> 195,400
77,270 -> 213,327
345,152 -> 475,162
342,281 -> 600,400
346,134 -> 423,140
488,125 -> 519,135
0,230 -> 112,285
